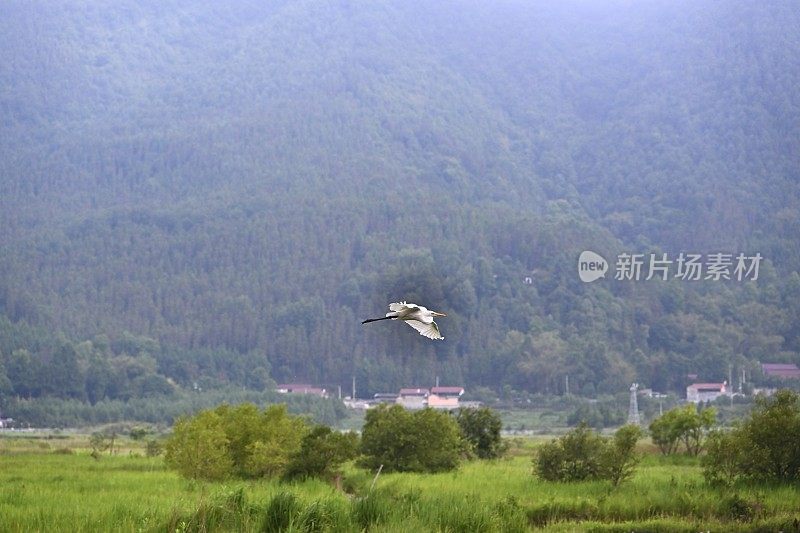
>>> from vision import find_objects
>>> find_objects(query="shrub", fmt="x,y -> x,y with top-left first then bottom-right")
164,409 -> 233,480
702,429 -> 743,486
456,406 -> 507,459
703,389 -> 800,484
164,403 -> 309,480
601,424 -> 643,487
145,438 -> 163,457
283,425 -> 359,481
359,404 -> 465,473
718,493 -> 763,522
89,431 -> 116,458
534,423 -> 642,486
649,404 -> 715,456
535,423 -> 605,482
129,426 -> 148,440
217,403 -> 308,478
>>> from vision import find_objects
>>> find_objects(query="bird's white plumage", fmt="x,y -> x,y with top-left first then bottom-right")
388,301 -> 419,314
404,319 -> 443,340
364,301 -> 445,340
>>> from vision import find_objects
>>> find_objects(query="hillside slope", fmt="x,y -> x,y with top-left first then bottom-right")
1,0 -> 798,399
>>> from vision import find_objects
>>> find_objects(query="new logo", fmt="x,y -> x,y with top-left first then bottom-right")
578,251 -> 608,283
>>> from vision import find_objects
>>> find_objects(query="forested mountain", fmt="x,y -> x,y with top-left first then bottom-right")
1,0 -> 799,410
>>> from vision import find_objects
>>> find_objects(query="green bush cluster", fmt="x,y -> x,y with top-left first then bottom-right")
164,403 -> 358,481
534,423 -> 642,486
649,404 -> 716,456
282,425 -> 359,481
359,404 -> 466,473
703,390 -> 800,485
166,403 -> 507,481
456,406 -> 507,459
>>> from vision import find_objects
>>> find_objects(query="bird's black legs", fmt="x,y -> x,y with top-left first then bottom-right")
361,315 -> 396,324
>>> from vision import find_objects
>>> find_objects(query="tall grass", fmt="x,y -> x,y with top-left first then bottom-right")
1,444 -> 799,532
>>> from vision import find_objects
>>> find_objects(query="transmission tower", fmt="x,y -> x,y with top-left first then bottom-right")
627,383 -> 640,426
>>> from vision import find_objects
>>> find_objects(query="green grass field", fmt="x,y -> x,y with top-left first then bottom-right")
1,435 -> 799,532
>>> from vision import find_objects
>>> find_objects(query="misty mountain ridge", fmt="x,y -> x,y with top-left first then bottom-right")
1,0 -> 798,406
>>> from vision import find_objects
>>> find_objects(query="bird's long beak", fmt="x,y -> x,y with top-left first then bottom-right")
432,311 -> 447,317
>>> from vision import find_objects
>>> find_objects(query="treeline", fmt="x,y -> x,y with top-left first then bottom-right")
2,389 -> 347,428
2,210 -> 797,401
0,316 -> 349,426
0,317 -> 272,401
1,208 -> 798,402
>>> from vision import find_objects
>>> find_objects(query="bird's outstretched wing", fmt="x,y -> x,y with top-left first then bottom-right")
404,319 -> 444,340
389,301 -> 418,313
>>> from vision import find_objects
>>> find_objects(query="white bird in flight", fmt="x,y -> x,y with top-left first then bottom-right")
362,301 -> 446,340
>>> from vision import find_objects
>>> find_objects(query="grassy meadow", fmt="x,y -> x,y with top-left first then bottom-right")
1,433 -> 799,532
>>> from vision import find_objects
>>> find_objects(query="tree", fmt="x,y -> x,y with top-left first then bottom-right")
164,403 -> 309,481
456,407 -> 507,459
703,390 -> 800,485
44,343 -> 85,400
702,429 -> 745,486
601,424 -> 643,487
238,404 -> 308,478
649,404 -> 716,456
0,360 -> 13,405
677,406 -> 716,456
84,354 -> 113,404
649,407 -> 683,455
164,409 -> 233,480
359,404 -> 464,473
6,349 -> 38,399
89,432 -> 112,459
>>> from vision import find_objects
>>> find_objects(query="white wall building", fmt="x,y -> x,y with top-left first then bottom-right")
686,382 -> 726,403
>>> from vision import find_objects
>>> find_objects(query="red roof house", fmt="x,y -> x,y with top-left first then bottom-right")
761,363 -> 800,379
428,386 -> 465,410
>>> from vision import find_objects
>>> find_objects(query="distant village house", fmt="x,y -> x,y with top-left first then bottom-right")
427,386 -> 465,409
761,363 -> 800,379
686,382 -> 726,403
343,385 -> 469,410
396,388 -> 429,409
276,383 -> 328,398
373,393 -> 399,403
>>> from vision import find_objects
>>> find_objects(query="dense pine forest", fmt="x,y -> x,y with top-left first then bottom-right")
1,0 -> 799,421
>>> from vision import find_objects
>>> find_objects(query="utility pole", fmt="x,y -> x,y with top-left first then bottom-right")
565,375 -> 570,396
729,364 -> 733,406
352,375 -> 356,400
